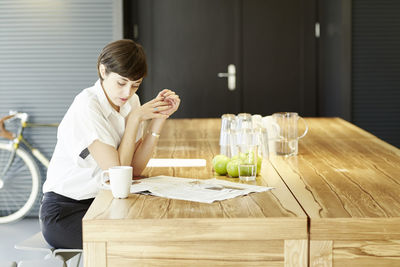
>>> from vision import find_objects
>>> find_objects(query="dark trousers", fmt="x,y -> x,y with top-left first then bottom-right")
39,192 -> 94,249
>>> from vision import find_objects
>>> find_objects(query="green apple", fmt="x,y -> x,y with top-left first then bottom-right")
212,154 -> 229,166
232,153 -> 247,162
227,159 -> 241,178
212,155 -> 230,175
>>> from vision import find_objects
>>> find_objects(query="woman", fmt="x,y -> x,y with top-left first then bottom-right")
40,39 -> 180,249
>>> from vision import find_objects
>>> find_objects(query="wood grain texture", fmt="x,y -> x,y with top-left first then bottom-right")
269,118 -> 400,266
310,218 -> 400,240
84,119 -> 307,222
83,215 -> 306,242
82,118 -> 400,266
158,118 -> 221,141
83,242 -> 106,267
83,118 -> 308,266
106,259 -> 283,267
332,240 -> 400,267
269,118 -> 400,221
310,240 -> 332,267
284,240 -> 308,267
107,240 -> 283,265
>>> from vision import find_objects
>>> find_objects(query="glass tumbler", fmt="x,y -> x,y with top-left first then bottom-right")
237,145 -> 258,181
220,114 -> 236,157
236,113 -> 253,131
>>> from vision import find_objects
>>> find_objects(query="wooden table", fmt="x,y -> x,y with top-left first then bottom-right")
269,118 -> 400,266
83,118 -> 400,266
83,119 -> 308,267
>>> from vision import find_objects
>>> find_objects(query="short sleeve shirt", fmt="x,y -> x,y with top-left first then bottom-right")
43,80 -> 143,200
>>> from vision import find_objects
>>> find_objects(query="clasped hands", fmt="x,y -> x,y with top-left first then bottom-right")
132,89 -> 180,122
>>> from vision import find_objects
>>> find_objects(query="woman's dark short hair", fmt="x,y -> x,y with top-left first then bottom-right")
97,39 -> 147,81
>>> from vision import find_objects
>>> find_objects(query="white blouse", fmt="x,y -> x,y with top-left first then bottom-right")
43,80 -> 143,200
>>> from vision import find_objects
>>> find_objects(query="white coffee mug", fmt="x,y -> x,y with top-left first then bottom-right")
101,166 -> 132,198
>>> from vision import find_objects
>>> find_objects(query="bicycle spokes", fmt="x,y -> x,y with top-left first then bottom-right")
0,147 -> 17,187
0,143 -> 40,223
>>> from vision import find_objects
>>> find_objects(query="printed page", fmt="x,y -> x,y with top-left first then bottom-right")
129,176 -> 274,203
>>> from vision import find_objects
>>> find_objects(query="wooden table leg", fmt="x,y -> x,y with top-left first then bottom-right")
83,242 -> 107,267
310,240 -> 332,267
284,239 -> 308,267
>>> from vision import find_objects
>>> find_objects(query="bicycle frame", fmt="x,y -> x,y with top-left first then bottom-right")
0,112 -> 58,185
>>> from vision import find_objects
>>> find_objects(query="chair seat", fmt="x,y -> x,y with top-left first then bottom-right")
0,262 -> 17,267
15,232 -> 82,267
14,232 -> 53,254
18,259 -> 62,267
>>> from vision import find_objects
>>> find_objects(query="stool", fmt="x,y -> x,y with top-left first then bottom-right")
14,232 -> 82,267
17,258 -> 63,267
0,262 -> 17,267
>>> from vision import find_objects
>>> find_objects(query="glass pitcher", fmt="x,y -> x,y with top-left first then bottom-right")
272,112 -> 308,156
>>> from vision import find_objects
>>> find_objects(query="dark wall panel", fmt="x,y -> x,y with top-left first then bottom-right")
318,0 -> 351,120
352,0 -> 400,147
242,0 -> 317,116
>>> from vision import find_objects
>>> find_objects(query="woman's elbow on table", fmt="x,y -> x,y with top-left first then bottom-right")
88,140 -> 120,170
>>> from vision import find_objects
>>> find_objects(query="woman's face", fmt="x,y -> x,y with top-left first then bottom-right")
100,65 -> 142,111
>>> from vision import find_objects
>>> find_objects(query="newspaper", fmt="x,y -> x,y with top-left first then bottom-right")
129,176 -> 274,203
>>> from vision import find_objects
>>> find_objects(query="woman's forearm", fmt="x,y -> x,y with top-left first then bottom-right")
131,118 -> 166,176
88,117 -> 140,171
118,117 -> 140,166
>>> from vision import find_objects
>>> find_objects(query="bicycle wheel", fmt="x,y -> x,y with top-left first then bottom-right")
0,142 -> 40,223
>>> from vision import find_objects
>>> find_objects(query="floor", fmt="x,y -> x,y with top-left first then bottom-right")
0,218 -> 82,266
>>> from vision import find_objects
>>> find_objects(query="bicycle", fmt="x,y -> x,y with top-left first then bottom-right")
0,111 -> 58,223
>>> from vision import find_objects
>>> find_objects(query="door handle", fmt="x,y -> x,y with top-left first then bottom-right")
217,64 -> 236,91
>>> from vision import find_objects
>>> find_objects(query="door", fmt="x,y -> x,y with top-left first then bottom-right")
131,0 -> 316,118
136,0 -> 241,118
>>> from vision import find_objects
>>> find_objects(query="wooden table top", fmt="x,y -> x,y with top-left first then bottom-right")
268,117 -> 400,240
83,118 -> 308,244
84,118 -> 400,241
82,118 -> 400,267
269,117 -> 400,218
